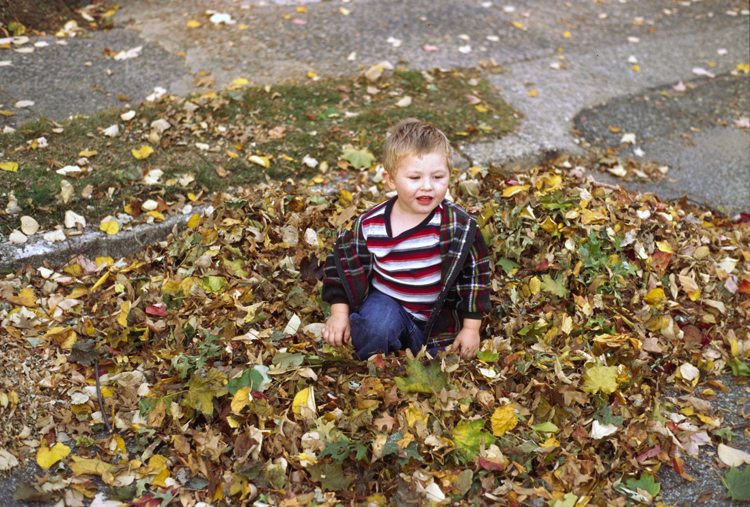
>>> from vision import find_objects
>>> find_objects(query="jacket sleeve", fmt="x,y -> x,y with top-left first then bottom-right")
454,227 -> 492,319
321,230 -> 351,307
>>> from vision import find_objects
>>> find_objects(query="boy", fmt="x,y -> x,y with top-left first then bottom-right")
321,118 -> 492,360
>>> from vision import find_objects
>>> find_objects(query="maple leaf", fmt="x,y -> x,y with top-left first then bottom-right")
394,360 -> 448,393
36,441 -> 70,469
340,147 -> 375,170
723,466 -> 750,501
540,273 -> 569,298
184,368 -> 228,416
490,405 -> 517,436
373,413 -> 396,432
452,420 -> 495,461
582,365 -> 619,394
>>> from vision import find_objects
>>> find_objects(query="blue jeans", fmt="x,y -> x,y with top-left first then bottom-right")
349,289 -> 427,360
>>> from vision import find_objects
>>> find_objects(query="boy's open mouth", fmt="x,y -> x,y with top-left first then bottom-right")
416,196 -> 433,204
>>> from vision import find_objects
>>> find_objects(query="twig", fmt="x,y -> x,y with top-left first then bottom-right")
94,357 -> 112,433
731,423 -> 750,431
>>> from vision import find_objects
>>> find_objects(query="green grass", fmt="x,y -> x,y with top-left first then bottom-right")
0,67 -> 518,236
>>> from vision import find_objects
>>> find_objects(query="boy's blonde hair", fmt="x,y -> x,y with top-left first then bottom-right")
383,118 -> 453,177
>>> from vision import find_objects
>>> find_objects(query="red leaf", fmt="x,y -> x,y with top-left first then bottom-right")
673,456 -> 694,481
535,258 -> 550,271
479,457 -> 505,472
373,354 -> 385,369
636,444 -> 660,463
738,278 -> 750,295
130,494 -> 159,507
651,250 -> 672,271
145,304 -> 169,317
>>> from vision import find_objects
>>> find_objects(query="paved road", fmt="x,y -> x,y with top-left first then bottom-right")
0,0 -> 749,504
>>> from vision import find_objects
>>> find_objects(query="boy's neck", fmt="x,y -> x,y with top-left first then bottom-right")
389,197 -> 434,237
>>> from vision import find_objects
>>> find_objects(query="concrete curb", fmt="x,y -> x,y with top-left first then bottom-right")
0,209 -> 201,272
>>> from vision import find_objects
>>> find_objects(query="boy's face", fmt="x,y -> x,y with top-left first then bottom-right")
384,151 -> 449,219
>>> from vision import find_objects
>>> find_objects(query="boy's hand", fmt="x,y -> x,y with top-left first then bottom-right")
322,303 -> 351,347
451,318 -> 481,359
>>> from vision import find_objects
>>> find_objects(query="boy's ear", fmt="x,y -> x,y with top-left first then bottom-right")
382,171 -> 396,190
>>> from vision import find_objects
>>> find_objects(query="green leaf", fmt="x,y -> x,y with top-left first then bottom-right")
593,405 -> 623,426
318,441 -> 349,464
452,419 -> 495,460
221,257 -> 249,278
724,466 -> 750,500
319,464 -> 354,491
530,422 -> 560,434
184,368 -> 228,416
477,350 -> 499,363
272,352 -> 305,369
200,276 -> 229,294
227,366 -> 271,395
729,357 -> 750,377
341,147 -> 375,170
394,360 -> 449,393
625,472 -> 660,497
382,432 -> 403,457
397,441 -> 423,465
496,257 -> 520,275
540,273 -> 569,298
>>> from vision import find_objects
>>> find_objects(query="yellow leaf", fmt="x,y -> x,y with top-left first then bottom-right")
563,31 -> 571,38
582,365 -> 619,394
37,441 -> 71,469
186,20 -> 201,28
91,271 -> 110,292
491,405 -> 518,436
231,387 -> 253,413
695,413 -> 719,427
233,78 -> 249,85
96,257 -> 114,269
475,105 -> 488,113
527,89 -> 538,97
609,126 -> 621,133
226,150 -> 239,159
511,21 -> 526,30
69,456 -> 114,476
656,241 -> 674,253
529,277 -> 541,295
292,387 -> 316,418
146,210 -> 165,221
227,416 -> 240,428
405,404 -> 429,426
297,6 -> 307,12
238,24 -> 248,30
249,155 -> 270,168
100,221 -> 119,235
307,71 -> 317,79
0,161 -> 18,172
644,288 -> 665,306
502,184 -> 530,197
117,300 -> 130,327
79,150 -> 98,157
632,64 -> 641,72
188,213 -> 201,228
188,192 -> 197,202
736,63 -> 750,74
102,9 -> 117,18
16,287 -> 37,307
540,216 -> 557,234
131,146 -> 154,160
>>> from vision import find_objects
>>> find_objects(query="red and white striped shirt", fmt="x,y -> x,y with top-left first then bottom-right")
362,198 -> 443,321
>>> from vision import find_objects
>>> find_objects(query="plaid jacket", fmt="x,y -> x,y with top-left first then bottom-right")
322,197 -> 492,350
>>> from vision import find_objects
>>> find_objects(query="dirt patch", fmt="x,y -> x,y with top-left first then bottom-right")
1,0 -> 91,35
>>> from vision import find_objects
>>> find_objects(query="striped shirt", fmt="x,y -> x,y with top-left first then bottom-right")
362,198 -> 443,320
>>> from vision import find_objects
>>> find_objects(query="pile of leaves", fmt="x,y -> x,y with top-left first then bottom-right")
0,0 -> 115,37
0,157 -> 749,506
0,66 -> 516,237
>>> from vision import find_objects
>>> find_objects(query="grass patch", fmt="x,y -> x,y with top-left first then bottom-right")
0,67 -> 517,236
